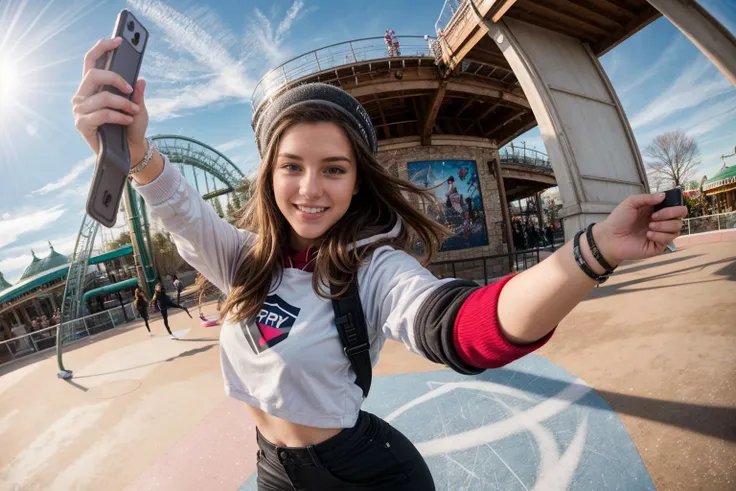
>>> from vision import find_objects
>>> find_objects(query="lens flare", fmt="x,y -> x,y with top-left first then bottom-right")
0,59 -> 19,106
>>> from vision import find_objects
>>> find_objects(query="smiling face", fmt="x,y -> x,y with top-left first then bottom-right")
272,122 -> 358,251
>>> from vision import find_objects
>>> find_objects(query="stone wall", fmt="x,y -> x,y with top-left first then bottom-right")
377,141 -> 509,269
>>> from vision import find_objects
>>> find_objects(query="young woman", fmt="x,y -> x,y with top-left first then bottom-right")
133,287 -> 152,336
72,37 -> 687,490
151,283 -> 191,339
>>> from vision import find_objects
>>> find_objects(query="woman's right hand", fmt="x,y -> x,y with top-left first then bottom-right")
72,37 -> 148,156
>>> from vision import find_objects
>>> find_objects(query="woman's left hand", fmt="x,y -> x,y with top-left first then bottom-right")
595,193 -> 688,265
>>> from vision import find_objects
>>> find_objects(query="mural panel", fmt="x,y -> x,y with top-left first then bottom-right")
407,160 -> 488,251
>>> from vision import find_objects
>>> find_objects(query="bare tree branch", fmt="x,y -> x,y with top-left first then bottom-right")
644,130 -> 701,189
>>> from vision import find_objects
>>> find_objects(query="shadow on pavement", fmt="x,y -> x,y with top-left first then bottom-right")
588,256 -> 736,299
72,344 -> 217,379
496,368 -> 736,443
617,254 -> 704,276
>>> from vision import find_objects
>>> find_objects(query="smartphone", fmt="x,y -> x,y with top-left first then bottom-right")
86,9 -> 148,228
653,188 -> 684,213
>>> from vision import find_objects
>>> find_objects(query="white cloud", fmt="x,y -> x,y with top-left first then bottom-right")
0,205 -> 67,249
31,155 -> 95,195
128,0 -> 307,120
250,1 -> 305,64
616,37 -> 681,97
630,58 -> 735,130
216,138 -> 249,152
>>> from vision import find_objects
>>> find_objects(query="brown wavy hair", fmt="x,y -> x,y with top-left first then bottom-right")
219,103 -> 449,323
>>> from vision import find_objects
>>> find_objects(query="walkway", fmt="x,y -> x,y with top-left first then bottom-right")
0,242 -> 733,491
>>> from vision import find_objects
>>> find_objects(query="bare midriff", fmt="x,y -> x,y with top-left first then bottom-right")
246,404 -> 345,448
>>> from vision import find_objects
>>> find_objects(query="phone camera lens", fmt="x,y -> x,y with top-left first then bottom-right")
132,32 -> 140,46
127,20 -> 135,32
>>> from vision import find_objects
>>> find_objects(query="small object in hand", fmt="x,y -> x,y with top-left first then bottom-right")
653,188 -> 683,213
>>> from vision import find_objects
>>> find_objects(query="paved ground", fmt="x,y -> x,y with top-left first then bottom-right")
0,241 -> 733,491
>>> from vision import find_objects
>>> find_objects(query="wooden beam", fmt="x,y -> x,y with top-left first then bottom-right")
478,100 -> 503,121
455,97 -> 477,118
492,154 -> 515,265
514,2 -> 609,38
411,96 -> 423,135
594,6 -> 661,56
348,80 -> 439,98
373,94 -> 391,139
422,82 -> 447,145
541,0 -> 624,29
485,110 -> 527,137
491,0 -> 520,22
449,25 -> 491,70
505,10 -> 599,43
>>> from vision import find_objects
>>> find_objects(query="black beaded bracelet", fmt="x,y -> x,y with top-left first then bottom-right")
573,230 -> 611,284
585,223 -> 616,273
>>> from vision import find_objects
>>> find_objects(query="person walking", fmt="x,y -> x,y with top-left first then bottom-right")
172,274 -> 183,304
151,283 -> 191,339
72,38 -> 687,490
133,287 -> 153,336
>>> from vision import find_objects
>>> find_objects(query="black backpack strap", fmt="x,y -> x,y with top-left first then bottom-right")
330,279 -> 372,398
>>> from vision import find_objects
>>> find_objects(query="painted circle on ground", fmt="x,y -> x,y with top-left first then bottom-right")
171,328 -> 191,339
240,354 -> 654,491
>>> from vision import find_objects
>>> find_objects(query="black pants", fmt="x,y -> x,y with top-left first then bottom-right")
139,311 -> 150,332
160,309 -> 172,335
256,411 -> 435,491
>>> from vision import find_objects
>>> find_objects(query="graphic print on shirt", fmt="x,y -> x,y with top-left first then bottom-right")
242,295 -> 301,354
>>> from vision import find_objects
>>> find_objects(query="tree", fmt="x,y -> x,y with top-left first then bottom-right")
644,130 -> 701,190
152,232 -> 187,277
211,198 -> 224,218
105,231 -> 131,251
226,201 -> 237,224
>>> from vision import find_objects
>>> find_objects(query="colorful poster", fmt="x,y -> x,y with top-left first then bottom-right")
407,160 -> 488,251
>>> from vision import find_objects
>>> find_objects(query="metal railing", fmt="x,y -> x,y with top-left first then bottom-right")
500,146 -> 553,172
436,0 -> 472,36
251,36 -> 435,113
1,303 -> 137,367
429,247 -> 548,285
681,211 -> 736,236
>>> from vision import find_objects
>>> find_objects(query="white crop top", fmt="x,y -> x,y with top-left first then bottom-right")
134,156 -> 454,428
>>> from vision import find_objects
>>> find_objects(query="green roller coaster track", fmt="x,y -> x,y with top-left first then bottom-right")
56,135 -> 244,379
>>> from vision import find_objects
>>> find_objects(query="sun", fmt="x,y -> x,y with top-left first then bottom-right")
0,58 -> 20,106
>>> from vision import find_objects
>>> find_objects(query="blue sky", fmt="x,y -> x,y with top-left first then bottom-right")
0,0 -> 735,283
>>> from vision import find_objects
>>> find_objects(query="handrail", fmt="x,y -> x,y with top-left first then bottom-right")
251,35 -> 435,114
499,146 -> 552,171
681,210 -> 736,235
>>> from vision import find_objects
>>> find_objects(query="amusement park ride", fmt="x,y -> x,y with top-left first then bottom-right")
56,135 -> 245,379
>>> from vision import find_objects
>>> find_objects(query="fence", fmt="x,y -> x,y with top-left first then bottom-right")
681,211 -> 736,236
251,36 -> 435,113
429,248 -> 545,285
499,146 -> 553,172
0,303 -> 137,367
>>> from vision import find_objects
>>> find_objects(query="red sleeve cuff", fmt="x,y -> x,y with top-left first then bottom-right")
453,274 -> 555,369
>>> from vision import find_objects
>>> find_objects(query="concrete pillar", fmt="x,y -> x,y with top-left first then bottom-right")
470,9 -> 648,238
647,0 -> 736,87
49,294 -> 57,311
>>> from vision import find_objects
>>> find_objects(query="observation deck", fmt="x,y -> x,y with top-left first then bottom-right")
251,35 -> 532,146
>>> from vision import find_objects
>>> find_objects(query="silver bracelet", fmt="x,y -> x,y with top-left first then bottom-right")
129,138 -> 155,175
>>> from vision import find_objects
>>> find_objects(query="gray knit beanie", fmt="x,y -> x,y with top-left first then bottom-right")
254,83 -> 378,157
